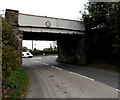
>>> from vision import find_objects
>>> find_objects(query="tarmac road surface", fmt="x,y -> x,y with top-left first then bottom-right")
22,56 -> 119,98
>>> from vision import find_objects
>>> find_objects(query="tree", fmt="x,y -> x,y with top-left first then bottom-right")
43,48 -> 53,51
22,46 -> 29,52
81,2 -> 120,59
112,2 -> 120,58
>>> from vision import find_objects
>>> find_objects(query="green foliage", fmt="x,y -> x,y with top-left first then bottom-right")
85,58 -> 119,72
43,48 -> 53,51
32,49 -> 57,55
22,46 -> 29,52
4,69 -> 29,98
83,2 -> 108,29
82,2 -> 118,29
2,18 -> 29,98
2,18 -> 21,85
82,2 -> 120,59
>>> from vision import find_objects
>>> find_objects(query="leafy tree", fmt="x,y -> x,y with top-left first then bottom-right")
22,46 -> 29,52
82,2 -> 120,59
112,2 -> 120,58
43,48 -> 53,51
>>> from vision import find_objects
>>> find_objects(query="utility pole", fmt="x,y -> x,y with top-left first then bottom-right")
32,40 -> 33,50
35,43 -> 36,50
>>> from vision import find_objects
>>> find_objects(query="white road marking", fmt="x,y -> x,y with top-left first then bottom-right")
80,75 -> 95,81
69,71 -> 94,81
50,66 -> 94,81
69,71 -> 81,76
41,63 -> 49,66
116,89 -> 120,92
51,66 -> 63,70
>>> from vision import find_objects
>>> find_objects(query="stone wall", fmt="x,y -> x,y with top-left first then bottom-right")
57,34 -> 87,64
5,9 -> 23,65
76,35 -> 87,64
5,9 -> 19,27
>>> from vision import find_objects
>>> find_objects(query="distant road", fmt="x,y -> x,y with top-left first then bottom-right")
22,56 -> 119,98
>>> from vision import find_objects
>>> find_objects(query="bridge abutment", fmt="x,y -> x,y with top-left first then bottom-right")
57,34 -> 86,64
5,9 -> 23,64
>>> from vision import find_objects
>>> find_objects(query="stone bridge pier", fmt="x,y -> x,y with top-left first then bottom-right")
5,9 -> 87,65
57,34 -> 86,64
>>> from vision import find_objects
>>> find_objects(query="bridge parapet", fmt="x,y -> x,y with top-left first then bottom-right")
18,13 -> 85,31
5,9 -> 85,35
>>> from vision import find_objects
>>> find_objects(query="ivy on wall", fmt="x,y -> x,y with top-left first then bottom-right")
2,18 -> 21,82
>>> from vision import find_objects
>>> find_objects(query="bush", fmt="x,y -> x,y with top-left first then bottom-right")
2,18 -> 21,97
2,18 -> 21,77
5,69 -> 29,98
32,50 -> 57,55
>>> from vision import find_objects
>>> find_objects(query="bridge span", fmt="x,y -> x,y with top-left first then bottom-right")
5,9 -> 87,64
18,13 -> 85,35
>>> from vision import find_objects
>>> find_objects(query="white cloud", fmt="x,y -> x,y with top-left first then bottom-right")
1,0 -> 88,20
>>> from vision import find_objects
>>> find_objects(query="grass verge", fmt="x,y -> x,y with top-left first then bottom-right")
56,58 -> 119,72
4,69 -> 29,98
84,59 -> 119,72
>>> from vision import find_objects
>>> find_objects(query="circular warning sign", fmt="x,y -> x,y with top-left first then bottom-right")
45,21 -> 51,27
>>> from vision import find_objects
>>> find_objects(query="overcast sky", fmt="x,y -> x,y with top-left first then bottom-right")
1,0 -> 88,50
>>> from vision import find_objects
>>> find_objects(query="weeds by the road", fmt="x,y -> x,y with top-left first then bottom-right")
85,58 -> 119,72
2,69 -> 29,98
56,58 -> 119,72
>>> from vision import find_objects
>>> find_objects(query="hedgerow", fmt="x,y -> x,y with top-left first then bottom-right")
2,18 -> 21,97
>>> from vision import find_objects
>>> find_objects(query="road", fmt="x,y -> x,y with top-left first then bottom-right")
22,56 -> 119,98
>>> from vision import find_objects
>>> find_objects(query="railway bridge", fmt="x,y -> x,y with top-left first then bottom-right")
5,9 -> 86,64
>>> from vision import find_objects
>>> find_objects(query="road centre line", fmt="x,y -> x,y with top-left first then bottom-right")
50,66 -> 120,92
26,62 -> 118,91
71,71 -> 120,91
50,66 -> 94,81
41,63 -> 49,66
69,71 -> 95,81
51,66 -> 63,70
